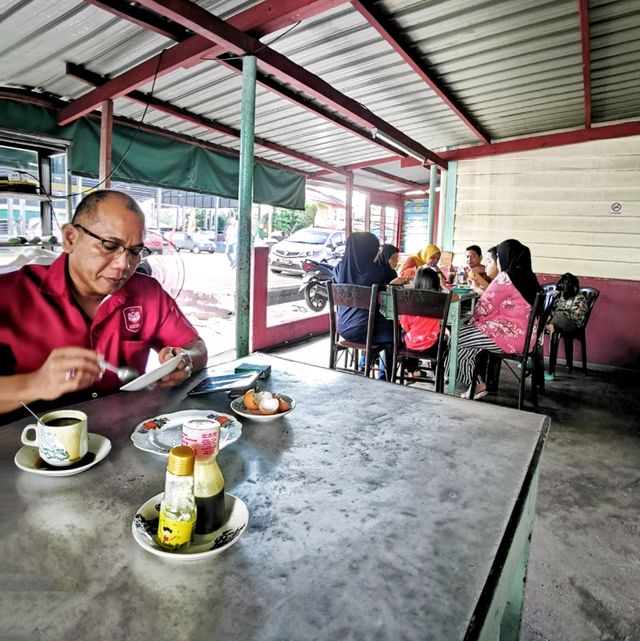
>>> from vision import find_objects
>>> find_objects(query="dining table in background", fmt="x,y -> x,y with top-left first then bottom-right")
2,353 -> 549,641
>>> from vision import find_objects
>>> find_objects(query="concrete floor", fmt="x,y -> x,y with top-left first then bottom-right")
259,335 -> 640,641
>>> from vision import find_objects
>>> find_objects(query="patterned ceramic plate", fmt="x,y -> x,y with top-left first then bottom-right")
230,394 -> 296,423
132,492 -> 248,561
130,409 -> 242,456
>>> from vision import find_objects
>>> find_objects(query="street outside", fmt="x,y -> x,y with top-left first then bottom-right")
171,250 -> 322,358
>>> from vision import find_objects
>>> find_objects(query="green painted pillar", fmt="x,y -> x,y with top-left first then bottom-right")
442,161 -> 458,251
236,55 -> 257,358
427,163 -> 438,244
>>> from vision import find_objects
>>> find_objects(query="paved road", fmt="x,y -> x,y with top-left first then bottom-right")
180,250 -> 300,295
168,250 -> 320,359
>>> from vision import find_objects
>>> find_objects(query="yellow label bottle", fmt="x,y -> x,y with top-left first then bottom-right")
157,446 -> 197,551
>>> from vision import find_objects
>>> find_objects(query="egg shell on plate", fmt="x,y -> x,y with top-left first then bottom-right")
258,398 -> 279,414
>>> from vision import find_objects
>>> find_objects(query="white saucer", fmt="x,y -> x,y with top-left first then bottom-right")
14,433 -> 112,477
132,492 -> 248,561
130,409 -> 242,456
120,353 -> 182,391
230,394 -> 296,422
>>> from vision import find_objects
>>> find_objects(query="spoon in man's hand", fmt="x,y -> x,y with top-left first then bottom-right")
98,359 -> 139,384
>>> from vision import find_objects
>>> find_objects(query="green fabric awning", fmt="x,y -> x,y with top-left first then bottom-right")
0,98 -> 305,210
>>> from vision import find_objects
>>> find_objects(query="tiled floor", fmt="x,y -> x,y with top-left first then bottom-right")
263,335 -> 640,641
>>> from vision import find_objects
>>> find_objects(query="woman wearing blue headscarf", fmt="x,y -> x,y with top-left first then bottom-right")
334,232 -> 394,378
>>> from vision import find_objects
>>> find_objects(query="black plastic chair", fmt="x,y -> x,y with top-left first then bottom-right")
470,291 -> 551,410
390,287 -> 452,392
548,287 -> 600,375
327,282 -> 390,378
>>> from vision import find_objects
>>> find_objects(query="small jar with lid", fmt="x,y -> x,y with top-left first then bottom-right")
157,445 -> 197,550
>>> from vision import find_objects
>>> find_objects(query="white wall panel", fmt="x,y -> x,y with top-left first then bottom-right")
452,136 -> 640,281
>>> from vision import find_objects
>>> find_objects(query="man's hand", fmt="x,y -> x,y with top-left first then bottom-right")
30,347 -> 103,401
156,346 -> 194,388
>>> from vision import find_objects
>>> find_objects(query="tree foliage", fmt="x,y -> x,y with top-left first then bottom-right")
271,203 -> 317,235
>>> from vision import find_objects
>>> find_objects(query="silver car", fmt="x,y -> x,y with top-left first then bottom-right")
165,231 -> 216,253
269,227 -> 345,276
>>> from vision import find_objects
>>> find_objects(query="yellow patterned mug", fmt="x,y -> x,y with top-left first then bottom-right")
21,410 -> 89,466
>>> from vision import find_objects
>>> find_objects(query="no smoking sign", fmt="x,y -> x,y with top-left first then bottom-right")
610,202 -> 623,215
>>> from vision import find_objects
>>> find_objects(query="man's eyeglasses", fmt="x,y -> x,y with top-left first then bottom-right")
74,224 -> 151,260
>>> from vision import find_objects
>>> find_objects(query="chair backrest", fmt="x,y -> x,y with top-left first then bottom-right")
541,283 -> 557,310
525,291 -> 549,356
579,286 -> 600,329
390,287 -> 451,352
327,281 -> 380,344
327,282 -> 381,374
390,287 -> 452,390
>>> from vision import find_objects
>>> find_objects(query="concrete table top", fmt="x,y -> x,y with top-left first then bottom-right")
1,354 -> 549,641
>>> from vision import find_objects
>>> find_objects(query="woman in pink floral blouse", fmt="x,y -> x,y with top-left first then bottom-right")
455,239 -> 540,399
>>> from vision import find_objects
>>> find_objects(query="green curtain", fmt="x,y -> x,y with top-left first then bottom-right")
0,98 -> 305,209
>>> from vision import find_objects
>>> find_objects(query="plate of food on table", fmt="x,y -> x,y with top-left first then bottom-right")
230,389 -> 295,422
131,409 -> 242,456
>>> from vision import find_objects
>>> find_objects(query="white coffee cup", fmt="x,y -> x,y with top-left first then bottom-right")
21,410 -> 89,467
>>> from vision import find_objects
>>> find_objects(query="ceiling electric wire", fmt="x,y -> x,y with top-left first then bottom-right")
203,21 -> 302,62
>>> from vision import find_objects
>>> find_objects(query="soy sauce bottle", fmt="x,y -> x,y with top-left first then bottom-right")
157,446 -> 197,550
193,425 -> 225,535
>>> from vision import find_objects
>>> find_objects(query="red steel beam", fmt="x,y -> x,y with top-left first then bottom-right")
219,56 -> 407,158
58,0 -> 345,125
67,62 -> 351,176
343,155 -> 402,170
578,0 -> 592,128
133,0 -> 447,167
361,167 -> 426,190
63,0 -> 410,159
439,121 -> 640,161
350,0 -> 490,144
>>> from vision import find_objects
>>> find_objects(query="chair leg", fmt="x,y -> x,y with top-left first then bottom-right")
548,333 -> 559,375
535,348 -> 545,395
564,335 -> 574,372
529,360 -> 538,409
487,353 -> 501,392
517,362 -> 526,410
580,336 -> 588,373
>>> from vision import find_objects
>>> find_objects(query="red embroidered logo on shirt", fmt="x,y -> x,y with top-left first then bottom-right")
123,306 -> 142,332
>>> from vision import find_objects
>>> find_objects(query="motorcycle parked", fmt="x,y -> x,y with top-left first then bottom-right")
298,257 -> 338,312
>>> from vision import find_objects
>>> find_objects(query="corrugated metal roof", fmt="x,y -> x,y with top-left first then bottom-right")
2,0 -> 640,196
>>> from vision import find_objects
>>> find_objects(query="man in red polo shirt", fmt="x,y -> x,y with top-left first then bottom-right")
0,189 -> 208,416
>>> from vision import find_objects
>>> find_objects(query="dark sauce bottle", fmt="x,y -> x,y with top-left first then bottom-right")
193,453 -> 225,535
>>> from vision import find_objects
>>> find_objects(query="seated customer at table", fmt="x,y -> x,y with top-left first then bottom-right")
468,245 -> 498,294
547,272 -> 589,333
454,239 -> 540,399
334,232 -> 395,378
399,243 -> 447,288
465,245 -> 489,282
0,189 -> 207,417
376,243 -> 400,284
400,267 -> 445,377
